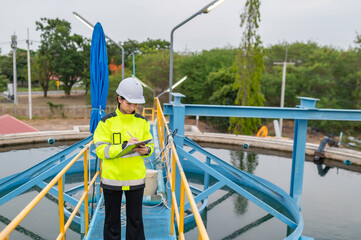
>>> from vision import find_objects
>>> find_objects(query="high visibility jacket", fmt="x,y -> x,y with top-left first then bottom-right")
94,108 -> 154,191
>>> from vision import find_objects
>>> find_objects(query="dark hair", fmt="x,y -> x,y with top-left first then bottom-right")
117,96 -> 125,107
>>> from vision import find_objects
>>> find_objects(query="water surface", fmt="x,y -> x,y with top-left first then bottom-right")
1,143 -> 360,240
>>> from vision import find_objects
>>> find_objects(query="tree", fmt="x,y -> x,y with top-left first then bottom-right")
33,53 -> 52,97
206,66 -> 237,130
0,49 -> 30,91
81,38 -> 91,95
36,18 -> 85,96
107,38 -> 170,68
15,49 -> 28,87
130,50 -> 174,104
207,66 -> 237,105
0,68 -> 7,92
0,55 -> 12,81
230,0 -> 265,135
260,41 -> 361,134
123,38 -> 170,57
355,33 -> 361,45
177,48 -> 236,104
135,50 -> 170,92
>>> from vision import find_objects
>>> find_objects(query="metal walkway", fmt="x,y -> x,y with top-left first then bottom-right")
85,196 -> 175,240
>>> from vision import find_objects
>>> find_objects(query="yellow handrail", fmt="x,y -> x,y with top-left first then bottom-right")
154,97 -> 209,240
1,98 -> 208,239
0,140 -> 98,240
142,107 -> 156,122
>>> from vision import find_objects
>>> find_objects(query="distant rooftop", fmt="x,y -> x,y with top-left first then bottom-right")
0,114 -> 39,134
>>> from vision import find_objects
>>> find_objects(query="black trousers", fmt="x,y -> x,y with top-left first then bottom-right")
103,188 -> 145,240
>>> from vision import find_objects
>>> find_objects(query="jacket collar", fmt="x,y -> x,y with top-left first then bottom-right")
115,107 -> 135,121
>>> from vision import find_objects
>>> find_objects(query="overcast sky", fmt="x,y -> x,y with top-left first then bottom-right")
1,0 -> 361,55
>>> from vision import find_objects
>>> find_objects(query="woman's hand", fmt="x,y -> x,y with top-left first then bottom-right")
129,138 -> 149,155
133,144 -> 149,155
128,137 -> 139,144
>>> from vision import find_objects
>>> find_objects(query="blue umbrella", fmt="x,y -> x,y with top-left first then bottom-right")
90,23 -> 109,134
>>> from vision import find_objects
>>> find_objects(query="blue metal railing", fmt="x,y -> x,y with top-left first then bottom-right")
164,93 -> 361,239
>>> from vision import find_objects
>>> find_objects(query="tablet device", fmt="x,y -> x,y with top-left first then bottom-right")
117,139 -> 152,157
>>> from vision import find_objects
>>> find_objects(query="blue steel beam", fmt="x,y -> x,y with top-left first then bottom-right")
66,184 -> 85,195
84,194 -> 104,240
164,96 -> 355,239
36,181 -> 85,211
179,158 -> 307,239
0,136 -> 92,192
184,181 -> 224,211
170,93 -> 186,207
164,104 -> 361,121
170,93 -> 186,147
184,137 -> 285,202
290,119 -> 308,209
184,136 -> 302,218
177,146 -> 298,229
0,153 -> 81,206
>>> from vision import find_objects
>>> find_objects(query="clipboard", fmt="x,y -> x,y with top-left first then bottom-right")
117,139 -> 152,157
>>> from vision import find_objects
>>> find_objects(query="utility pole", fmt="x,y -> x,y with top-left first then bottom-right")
132,53 -> 135,76
11,34 -> 17,105
26,28 -> 32,119
274,47 -> 295,137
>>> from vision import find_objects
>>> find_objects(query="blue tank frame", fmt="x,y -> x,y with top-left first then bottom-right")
164,93 -> 361,240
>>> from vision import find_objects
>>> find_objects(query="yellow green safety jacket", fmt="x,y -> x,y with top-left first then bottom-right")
93,108 -> 154,191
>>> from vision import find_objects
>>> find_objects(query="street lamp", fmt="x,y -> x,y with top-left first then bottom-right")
133,76 -> 155,99
73,12 -> 124,80
169,0 -> 225,102
157,76 -> 188,98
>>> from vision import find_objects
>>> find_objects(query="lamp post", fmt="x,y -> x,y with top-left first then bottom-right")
274,47 -> 295,137
26,28 -> 32,119
169,0 -> 225,102
73,12 -> 124,80
157,76 -> 188,98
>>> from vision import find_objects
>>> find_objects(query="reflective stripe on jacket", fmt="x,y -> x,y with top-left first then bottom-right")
93,108 -> 154,190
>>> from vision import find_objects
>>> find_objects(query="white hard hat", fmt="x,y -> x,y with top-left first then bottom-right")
116,77 -> 145,104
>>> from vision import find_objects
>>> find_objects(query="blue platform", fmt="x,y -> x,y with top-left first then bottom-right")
85,196 -> 175,240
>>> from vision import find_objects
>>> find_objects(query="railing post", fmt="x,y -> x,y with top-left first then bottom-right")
170,152 -> 177,236
93,144 -> 101,205
290,97 -> 319,209
58,177 -> 65,240
83,148 -> 89,234
170,193 -> 175,235
99,157 -> 103,195
179,181 -> 185,237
